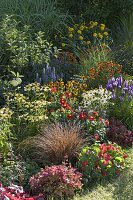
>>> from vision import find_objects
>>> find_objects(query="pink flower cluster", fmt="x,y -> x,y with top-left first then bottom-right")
29,164 -> 82,197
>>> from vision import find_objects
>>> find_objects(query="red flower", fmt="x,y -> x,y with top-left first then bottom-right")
88,115 -> 95,121
82,160 -> 88,167
51,87 -> 57,93
79,113 -> 87,120
123,153 -> 128,159
65,92 -> 72,98
49,109 -> 54,113
103,160 -> 109,166
95,160 -> 99,168
67,114 -> 74,119
99,117 -> 103,122
62,103 -> 69,109
94,133 -> 100,141
60,98 -> 66,105
105,119 -> 109,126
101,170 -> 107,176
93,111 -> 99,116
98,152 -> 104,158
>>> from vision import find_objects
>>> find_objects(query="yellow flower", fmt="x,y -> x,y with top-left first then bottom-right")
77,30 -> 82,34
80,25 -> 84,31
98,33 -> 103,39
61,43 -> 66,47
90,21 -> 94,25
69,33 -> 73,38
86,40 -> 91,44
102,43 -> 106,47
93,32 -> 97,37
68,27 -> 74,32
100,24 -> 106,31
94,21 -> 98,26
103,32 -> 109,36
79,36 -> 84,40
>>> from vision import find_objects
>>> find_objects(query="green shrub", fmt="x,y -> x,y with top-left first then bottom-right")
0,15 -> 59,82
5,82 -> 50,141
0,107 -> 13,156
0,147 -> 40,190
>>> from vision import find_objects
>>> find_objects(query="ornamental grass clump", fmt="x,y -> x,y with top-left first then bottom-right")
29,164 -> 82,199
21,123 -> 85,165
78,143 -> 128,181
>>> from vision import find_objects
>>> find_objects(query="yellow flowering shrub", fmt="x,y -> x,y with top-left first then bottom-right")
56,21 -> 111,54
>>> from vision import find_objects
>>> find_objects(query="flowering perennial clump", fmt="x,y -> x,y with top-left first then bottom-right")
81,87 -> 111,114
106,75 -> 133,102
29,164 -> 82,198
86,61 -> 122,87
78,143 -> 128,179
56,21 -> 110,51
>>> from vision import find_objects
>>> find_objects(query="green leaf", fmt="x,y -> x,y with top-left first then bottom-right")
10,79 -> 19,87
16,78 -> 22,84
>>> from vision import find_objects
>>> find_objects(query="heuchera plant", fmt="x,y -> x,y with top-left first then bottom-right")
29,164 -> 82,199
106,118 -> 133,147
78,143 -> 128,180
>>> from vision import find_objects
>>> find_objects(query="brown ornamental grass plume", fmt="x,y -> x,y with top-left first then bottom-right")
20,123 -> 85,165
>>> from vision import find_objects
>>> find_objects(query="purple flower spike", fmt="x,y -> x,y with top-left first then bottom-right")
119,75 -> 123,86
111,91 -> 116,100
119,96 -> 124,102
106,83 -> 113,91
113,81 -> 118,88
111,77 -> 115,84
124,80 -> 128,88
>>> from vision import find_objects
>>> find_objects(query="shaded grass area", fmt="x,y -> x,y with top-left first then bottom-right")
74,148 -> 133,200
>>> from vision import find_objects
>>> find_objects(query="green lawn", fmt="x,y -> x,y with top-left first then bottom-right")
74,148 -> 133,200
